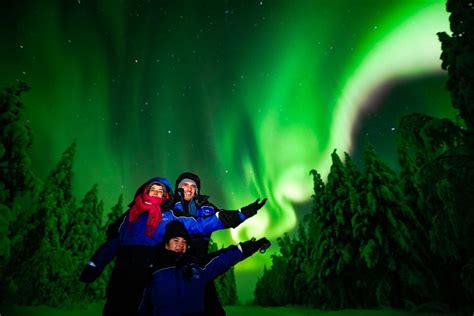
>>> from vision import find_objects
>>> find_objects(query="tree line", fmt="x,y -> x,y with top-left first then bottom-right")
0,82 -> 237,307
254,0 -> 474,313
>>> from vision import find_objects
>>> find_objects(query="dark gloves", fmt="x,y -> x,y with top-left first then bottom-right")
240,198 -> 267,218
218,198 -> 267,228
218,211 -> 243,228
240,237 -> 271,257
79,264 -> 101,283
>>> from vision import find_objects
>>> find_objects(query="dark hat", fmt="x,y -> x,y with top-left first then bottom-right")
163,220 -> 189,243
175,172 -> 201,193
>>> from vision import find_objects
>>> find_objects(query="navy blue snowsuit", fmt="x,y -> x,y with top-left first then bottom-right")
139,245 -> 246,316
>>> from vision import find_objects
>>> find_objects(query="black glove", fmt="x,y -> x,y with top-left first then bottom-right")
218,210 -> 242,228
240,198 -> 267,218
240,237 -> 271,257
79,264 -> 101,283
176,188 -> 185,200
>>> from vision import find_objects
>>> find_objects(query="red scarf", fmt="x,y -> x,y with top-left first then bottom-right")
129,190 -> 166,237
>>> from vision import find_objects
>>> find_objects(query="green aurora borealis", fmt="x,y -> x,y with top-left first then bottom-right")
1,0 -> 457,301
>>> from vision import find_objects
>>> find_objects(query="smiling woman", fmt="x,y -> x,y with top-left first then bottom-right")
0,0 -> 451,303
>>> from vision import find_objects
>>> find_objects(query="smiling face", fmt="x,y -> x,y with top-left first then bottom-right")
165,237 -> 187,253
148,184 -> 164,197
179,181 -> 197,201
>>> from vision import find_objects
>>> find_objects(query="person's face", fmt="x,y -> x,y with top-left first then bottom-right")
148,184 -> 164,197
165,237 -> 187,253
180,181 -> 196,201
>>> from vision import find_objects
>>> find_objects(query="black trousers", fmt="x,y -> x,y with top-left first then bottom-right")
203,281 -> 226,316
103,246 -> 154,316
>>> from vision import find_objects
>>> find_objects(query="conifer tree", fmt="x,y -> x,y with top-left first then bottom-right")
0,81 -> 33,206
38,141 -> 76,250
292,220 -> 312,305
438,0 -> 474,133
315,150 -> 358,308
397,113 -> 470,308
436,0 -> 474,309
396,118 -> 426,229
254,265 -> 270,305
64,184 -> 105,302
356,144 -> 424,307
15,142 -> 77,306
254,249 -> 291,306
306,169 -> 326,306
0,82 -> 34,303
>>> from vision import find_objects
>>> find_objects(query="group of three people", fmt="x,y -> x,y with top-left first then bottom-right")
80,172 -> 270,316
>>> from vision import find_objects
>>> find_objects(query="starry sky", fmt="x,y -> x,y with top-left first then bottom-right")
0,0 -> 457,302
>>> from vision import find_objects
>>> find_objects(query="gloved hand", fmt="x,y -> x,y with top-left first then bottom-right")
79,264 -> 101,283
240,237 -> 271,257
240,198 -> 267,218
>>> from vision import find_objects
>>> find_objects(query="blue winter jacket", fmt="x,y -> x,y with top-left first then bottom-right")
139,246 -> 245,316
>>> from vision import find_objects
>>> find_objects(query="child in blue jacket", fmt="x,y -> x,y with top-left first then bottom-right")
140,220 -> 270,316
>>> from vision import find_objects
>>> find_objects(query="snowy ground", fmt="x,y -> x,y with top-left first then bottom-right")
0,304 -> 454,316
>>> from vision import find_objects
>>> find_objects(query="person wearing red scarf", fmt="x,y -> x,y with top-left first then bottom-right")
102,178 -> 174,316
128,182 -> 168,237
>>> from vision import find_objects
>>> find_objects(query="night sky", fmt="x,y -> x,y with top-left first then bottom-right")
1,0 -> 456,301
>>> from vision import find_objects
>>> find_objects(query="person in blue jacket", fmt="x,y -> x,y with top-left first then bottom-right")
173,172 -> 242,316
80,176 -> 267,316
139,220 -> 271,316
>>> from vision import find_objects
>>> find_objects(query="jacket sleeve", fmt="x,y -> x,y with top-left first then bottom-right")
215,210 -> 247,228
195,198 -> 248,228
79,237 -> 121,283
172,210 -> 226,234
88,211 -> 128,270
200,246 -> 245,282
88,238 -> 121,270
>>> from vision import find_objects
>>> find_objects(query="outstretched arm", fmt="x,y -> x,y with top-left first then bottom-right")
215,198 -> 268,228
200,238 -> 271,282
173,198 -> 267,234
79,211 -> 128,283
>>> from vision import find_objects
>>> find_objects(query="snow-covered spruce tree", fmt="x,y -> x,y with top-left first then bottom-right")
293,216 -> 313,305
356,144 -> 426,308
15,141 -> 77,306
438,0 -> 474,134
64,184 -> 105,302
0,81 -> 33,207
417,146 -> 474,311
0,81 -> 35,303
253,237 -> 292,306
395,114 -> 465,306
315,150 -> 359,309
254,265 -> 272,305
436,0 -> 474,309
302,169 -> 325,306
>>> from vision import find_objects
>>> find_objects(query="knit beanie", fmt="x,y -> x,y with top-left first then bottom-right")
163,220 -> 189,243
175,172 -> 201,194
